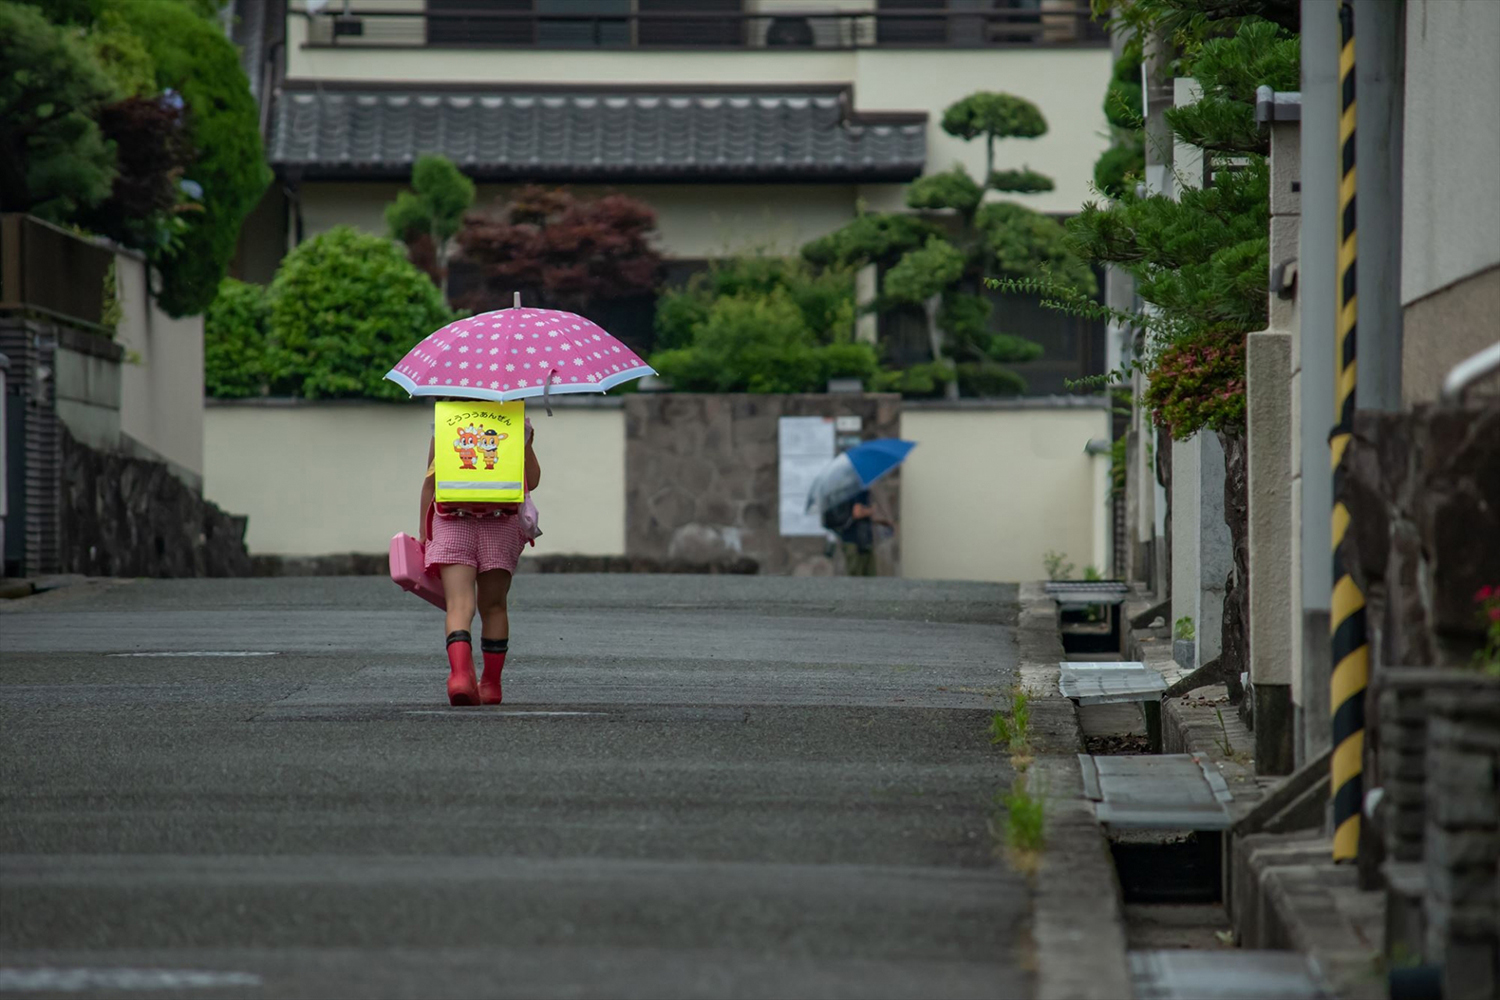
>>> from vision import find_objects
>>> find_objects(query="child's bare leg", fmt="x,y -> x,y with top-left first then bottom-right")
476,569 -> 512,705
440,564 -> 477,635
439,563 -> 479,705
476,569 -> 512,640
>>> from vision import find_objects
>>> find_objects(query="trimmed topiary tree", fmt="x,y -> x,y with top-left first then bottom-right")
263,227 -> 452,400
386,154 -> 476,298
803,90 -> 1094,398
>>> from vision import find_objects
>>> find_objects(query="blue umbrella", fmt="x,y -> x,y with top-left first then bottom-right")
805,438 -> 918,514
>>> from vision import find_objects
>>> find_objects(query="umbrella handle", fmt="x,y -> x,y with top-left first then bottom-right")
543,368 -> 554,417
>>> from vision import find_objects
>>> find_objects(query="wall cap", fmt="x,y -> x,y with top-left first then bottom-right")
205,394 -> 626,409
904,394 -> 1111,412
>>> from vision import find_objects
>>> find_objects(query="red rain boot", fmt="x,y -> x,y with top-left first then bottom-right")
478,637 -> 507,705
446,631 -> 478,706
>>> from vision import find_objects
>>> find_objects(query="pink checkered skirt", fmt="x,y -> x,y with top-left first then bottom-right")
424,511 -> 527,575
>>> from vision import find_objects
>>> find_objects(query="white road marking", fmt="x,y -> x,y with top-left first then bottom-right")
403,710 -> 603,717
0,968 -> 262,991
107,651 -> 277,658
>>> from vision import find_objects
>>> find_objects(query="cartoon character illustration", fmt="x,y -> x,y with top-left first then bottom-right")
453,424 -> 481,469
480,428 -> 507,470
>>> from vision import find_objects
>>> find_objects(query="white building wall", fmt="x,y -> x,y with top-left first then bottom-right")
114,254 -> 205,481
1399,0 -> 1500,405
1400,0 -> 1500,305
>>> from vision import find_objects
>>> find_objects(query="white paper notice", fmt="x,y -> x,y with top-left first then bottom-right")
779,416 -> 835,536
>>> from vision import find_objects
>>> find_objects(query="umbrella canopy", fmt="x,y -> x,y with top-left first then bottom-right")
385,297 -> 654,405
805,438 -> 917,514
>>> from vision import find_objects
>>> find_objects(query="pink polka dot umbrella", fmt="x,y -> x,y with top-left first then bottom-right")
385,294 -> 655,413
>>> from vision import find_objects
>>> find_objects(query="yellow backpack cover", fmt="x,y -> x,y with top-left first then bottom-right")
433,400 -> 525,505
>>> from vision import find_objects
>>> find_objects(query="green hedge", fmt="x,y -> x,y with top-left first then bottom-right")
203,279 -> 269,398
205,228 -> 453,400
264,227 -> 453,399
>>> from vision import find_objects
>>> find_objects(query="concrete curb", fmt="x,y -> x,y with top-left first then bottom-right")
1016,581 -> 1134,1000
1118,604 -> 1384,1000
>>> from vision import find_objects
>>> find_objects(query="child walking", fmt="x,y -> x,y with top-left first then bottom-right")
419,416 -> 541,706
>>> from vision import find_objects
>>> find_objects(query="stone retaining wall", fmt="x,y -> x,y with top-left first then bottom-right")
625,393 -> 902,576
61,426 -> 251,577
1423,683 -> 1500,1000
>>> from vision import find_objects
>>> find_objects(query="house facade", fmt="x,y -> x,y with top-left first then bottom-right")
229,0 -> 1114,390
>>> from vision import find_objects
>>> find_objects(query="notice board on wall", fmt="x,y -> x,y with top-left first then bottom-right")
778,416 -> 835,537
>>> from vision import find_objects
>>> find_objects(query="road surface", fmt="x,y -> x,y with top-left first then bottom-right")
0,574 -> 1027,999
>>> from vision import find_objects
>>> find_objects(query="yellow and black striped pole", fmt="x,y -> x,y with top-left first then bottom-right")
1330,1 -> 1367,864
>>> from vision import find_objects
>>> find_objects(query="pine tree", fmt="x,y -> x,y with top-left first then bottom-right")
804,91 -> 1094,398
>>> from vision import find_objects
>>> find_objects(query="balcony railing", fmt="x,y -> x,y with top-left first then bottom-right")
298,4 -> 1109,51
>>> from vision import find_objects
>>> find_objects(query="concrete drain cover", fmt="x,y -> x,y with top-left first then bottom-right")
1130,950 -> 1329,999
1079,753 -> 1233,830
1058,661 -> 1167,705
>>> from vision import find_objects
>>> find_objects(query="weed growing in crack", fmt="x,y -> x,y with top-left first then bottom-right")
989,775 -> 1048,873
989,686 -> 1036,770
1213,707 -> 1252,765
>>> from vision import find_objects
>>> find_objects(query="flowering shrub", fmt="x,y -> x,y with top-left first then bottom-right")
1475,586 -> 1500,675
1143,331 -> 1247,439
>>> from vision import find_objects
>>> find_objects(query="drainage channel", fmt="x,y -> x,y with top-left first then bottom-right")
1062,638 -> 1330,999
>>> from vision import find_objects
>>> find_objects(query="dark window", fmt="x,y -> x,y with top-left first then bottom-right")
876,0 -> 946,46
538,0 -> 630,47
987,276 -> 1107,395
427,0 -> 532,45
638,0 -> 744,47
874,263 -> 1108,395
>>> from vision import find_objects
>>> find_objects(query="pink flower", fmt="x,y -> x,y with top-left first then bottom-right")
1490,607 -> 1500,622
1477,585 -> 1495,602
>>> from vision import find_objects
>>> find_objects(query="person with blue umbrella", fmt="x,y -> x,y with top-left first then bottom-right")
805,438 -> 917,577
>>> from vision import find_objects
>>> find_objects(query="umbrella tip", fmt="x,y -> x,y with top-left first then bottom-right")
513,291 -> 521,309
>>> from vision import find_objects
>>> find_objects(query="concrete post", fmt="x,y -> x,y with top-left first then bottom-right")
1247,331 -> 1294,773
1295,0 -> 1340,767
1197,433 -> 1231,667
1171,437 -> 1199,662
1247,104 -> 1302,776
1171,432 -> 1232,668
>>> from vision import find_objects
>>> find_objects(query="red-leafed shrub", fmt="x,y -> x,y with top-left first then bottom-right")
1142,330 -> 1248,439
454,186 -> 663,314
81,94 -> 196,251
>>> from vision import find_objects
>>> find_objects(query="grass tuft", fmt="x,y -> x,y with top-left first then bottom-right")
989,775 -> 1048,874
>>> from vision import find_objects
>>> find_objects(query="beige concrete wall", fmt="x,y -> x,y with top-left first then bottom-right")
1402,264 -> 1500,406
300,181 -> 860,260
203,401 -> 626,557
113,254 -> 205,480
898,403 -> 1111,583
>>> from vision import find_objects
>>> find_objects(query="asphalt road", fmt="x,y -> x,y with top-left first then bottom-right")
0,575 -> 1028,999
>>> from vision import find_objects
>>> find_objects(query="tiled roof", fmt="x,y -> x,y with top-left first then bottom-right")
269,86 -> 927,182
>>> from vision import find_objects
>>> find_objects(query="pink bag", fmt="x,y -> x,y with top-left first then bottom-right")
389,532 -> 445,610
